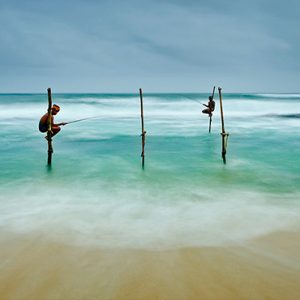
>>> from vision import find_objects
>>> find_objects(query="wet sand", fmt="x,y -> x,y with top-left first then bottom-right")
0,231 -> 299,300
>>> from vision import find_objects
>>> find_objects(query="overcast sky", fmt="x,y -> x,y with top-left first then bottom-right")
0,0 -> 299,92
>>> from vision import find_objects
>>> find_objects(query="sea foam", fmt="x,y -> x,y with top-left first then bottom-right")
0,184 -> 299,250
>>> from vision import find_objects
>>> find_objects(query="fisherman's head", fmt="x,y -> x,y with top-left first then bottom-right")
209,96 -> 213,101
51,104 -> 60,115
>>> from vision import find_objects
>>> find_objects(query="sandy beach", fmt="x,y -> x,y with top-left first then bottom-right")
0,231 -> 299,300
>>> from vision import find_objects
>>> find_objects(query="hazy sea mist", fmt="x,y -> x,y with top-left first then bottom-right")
0,93 -> 299,249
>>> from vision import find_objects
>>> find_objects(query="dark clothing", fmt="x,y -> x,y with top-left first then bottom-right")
39,113 -> 50,132
202,108 -> 211,114
39,122 -> 48,133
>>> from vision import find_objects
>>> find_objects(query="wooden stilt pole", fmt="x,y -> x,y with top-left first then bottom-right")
209,86 -> 216,133
139,88 -> 146,169
218,87 -> 229,164
47,88 -> 53,165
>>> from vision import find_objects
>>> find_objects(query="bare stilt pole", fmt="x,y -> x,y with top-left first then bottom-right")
209,114 -> 212,133
139,88 -> 146,169
209,86 -> 216,133
218,87 -> 229,164
47,88 -> 53,165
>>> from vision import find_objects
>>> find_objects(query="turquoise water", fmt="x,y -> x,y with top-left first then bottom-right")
0,93 -> 299,249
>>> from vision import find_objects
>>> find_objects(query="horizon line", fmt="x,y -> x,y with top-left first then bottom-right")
1,91 -> 300,95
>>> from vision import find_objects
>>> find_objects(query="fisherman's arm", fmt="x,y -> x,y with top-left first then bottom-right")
53,122 -> 67,126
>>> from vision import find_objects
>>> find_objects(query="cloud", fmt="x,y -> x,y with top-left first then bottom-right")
0,0 -> 299,92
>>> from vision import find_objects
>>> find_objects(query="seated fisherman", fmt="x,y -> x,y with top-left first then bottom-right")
39,104 -> 66,137
202,96 -> 215,117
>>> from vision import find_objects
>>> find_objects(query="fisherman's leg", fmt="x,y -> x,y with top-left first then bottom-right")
51,126 -> 61,137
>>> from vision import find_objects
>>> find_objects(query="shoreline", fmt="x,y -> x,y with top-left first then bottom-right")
0,230 -> 299,300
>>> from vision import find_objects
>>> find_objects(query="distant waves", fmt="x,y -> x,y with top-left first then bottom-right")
264,113 -> 300,119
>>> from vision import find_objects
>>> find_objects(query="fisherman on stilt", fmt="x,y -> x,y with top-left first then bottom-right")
39,104 -> 66,139
202,96 -> 215,117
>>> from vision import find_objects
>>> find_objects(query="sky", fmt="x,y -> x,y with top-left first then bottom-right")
0,0 -> 299,93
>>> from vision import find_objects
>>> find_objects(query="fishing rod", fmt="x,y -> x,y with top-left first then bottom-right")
64,116 -> 102,125
185,97 -> 203,105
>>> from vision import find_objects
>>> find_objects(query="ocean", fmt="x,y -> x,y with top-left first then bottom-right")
0,92 -> 299,250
